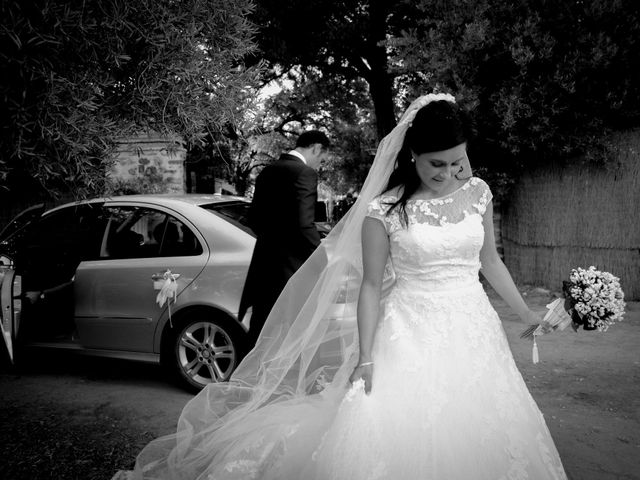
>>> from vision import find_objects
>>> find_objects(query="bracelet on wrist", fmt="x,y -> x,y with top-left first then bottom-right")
358,361 -> 374,367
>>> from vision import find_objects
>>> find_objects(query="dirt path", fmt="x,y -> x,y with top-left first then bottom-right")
0,355 -> 193,479
1,285 -> 639,480
491,286 -> 640,480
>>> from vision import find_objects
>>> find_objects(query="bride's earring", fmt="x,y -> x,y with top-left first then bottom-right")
410,157 -> 416,163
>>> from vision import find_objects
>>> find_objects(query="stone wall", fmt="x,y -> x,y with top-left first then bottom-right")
111,132 -> 186,194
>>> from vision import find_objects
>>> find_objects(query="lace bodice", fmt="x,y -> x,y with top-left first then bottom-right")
367,177 -> 493,292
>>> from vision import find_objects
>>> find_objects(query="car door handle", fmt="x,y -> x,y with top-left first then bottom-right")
151,270 -> 181,280
151,270 -> 181,290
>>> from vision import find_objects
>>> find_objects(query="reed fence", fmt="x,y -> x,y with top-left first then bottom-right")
502,129 -> 640,300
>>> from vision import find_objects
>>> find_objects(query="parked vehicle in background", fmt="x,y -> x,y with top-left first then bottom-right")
0,194 -> 256,391
0,194 -> 335,391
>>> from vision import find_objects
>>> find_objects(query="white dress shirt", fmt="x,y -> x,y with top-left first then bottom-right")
287,150 -> 307,164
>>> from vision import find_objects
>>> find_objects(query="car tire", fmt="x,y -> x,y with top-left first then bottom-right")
164,312 -> 245,391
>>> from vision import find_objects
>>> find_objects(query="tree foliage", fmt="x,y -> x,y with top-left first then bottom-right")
251,0 -> 418,140
195,68 -> 377,196
0,0 -> 260,197
392,0 -> 640,171
250,0 -> 640,198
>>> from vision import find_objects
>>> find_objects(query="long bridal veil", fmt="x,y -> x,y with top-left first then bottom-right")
133,93 -> 470,479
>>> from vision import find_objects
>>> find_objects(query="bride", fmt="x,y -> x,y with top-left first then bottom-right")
126,94 -> 567,479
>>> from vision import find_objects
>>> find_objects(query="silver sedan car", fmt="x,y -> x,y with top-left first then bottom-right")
0,194 -> 256,391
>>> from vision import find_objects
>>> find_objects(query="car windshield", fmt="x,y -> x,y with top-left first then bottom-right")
200,201 -> 255,237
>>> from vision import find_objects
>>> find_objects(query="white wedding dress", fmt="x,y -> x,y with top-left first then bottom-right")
131,177 -> 567,480
306,177 -> 567,479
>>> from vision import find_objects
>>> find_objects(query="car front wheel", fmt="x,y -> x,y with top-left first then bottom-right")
168,314 -> 243,391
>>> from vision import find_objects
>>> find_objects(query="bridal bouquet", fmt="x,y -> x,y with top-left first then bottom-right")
521,266 -> 626,363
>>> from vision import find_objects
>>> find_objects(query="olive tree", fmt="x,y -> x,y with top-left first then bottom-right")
1,0 -> 261,198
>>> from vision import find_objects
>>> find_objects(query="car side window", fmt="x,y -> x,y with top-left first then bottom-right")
155,216 -> 203,257
102,207 -> 202,259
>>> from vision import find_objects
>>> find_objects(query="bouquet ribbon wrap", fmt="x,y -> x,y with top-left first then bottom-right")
531,298 -> 573,363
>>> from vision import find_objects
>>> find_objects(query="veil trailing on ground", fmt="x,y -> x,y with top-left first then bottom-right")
133,93 -> 471,479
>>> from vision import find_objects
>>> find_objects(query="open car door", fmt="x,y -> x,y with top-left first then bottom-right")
0,267 -> 21,363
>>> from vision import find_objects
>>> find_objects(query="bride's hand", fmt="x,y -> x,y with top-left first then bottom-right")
520,309 -> 542,326
520,309 -> 553,338
349,363 -> 373,395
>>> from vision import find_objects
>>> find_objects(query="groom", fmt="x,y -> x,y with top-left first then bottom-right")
239,130 -> 330,353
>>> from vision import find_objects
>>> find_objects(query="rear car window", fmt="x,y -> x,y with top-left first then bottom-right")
200,201 -> 255,237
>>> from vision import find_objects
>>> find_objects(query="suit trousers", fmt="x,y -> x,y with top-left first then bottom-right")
243,278 -> 287,356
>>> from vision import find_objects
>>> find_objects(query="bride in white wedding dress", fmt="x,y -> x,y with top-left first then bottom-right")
125,94 -> 567,480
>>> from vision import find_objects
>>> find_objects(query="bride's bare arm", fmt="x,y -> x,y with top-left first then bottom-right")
479,201 -> 541,326
350,216 -> 389,393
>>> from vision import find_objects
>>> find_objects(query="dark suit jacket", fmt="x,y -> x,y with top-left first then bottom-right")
239,153 -> 322,321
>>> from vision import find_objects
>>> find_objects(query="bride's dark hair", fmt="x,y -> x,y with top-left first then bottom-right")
385,99 -> 475,226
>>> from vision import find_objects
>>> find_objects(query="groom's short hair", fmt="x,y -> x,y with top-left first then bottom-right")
296,130 -> 330,149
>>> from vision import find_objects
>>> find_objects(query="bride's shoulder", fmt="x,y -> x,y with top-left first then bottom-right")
367,188 -> 400,218
462,176 -> 493,213
463,176 -> 490,193
469,176 -> 487,185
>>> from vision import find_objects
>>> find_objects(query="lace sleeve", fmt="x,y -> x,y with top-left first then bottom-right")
366,195 -> 403,235
471,178 -> 493,215
366,196 -> 387,227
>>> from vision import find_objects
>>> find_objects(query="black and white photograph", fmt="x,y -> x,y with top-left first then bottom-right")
1,1 -> 639,479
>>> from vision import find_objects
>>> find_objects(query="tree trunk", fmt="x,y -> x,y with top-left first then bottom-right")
366,0 -> 397,141
368,68 -> 396,140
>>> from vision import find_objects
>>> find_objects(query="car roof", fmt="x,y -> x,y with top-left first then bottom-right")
48,193 -> 248,213
44,193 -> 255,248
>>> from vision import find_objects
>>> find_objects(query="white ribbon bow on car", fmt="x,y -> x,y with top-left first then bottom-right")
154,269 -> 180,327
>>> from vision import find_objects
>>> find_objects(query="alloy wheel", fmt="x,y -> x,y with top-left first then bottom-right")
176,320 -> 237,388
